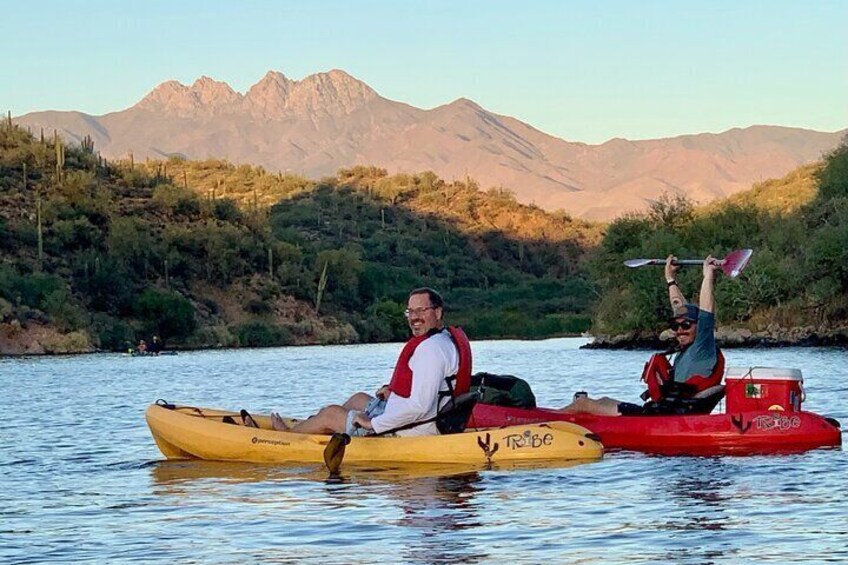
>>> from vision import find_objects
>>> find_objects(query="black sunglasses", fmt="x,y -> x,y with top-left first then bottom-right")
670,320 -> 694,331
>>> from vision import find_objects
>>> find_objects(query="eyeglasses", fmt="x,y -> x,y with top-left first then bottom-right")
404,306 -> 435,318
670,320 -> 694,331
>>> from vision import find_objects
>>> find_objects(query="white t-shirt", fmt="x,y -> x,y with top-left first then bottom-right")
370,330 -> 459,436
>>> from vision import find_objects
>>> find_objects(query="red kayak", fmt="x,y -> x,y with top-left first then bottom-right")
470,367 -> 842,455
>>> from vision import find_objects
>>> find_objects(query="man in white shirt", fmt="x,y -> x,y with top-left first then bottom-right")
271,288 -> 459,436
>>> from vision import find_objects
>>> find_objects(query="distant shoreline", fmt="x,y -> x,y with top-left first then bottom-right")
3,328 -> 848,357
0,331 -> 591,357
582,325 -> 848,350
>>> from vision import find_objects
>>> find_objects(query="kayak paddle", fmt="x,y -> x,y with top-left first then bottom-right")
323,432 -> 351,474
624,248 -> 753,278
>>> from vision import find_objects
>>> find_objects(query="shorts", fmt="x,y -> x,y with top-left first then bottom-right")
617,402 -> 647,416
617,400 -> 697,416
345,397 -> 387,436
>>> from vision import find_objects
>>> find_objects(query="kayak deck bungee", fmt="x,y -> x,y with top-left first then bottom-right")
145,403 -> 604,465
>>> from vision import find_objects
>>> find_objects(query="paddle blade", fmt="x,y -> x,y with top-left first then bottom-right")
623,258 -> 660,268
323,433 -> 351,474
721,248 -> 753,278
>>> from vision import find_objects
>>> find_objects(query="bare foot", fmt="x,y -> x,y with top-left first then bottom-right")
271,412 -> 290,431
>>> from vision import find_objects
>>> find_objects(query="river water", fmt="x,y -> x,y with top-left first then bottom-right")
1,338 -> 846,564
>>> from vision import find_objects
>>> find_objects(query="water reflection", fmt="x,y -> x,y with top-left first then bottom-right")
148,459 -> 592,563
668,459 -> 734,515
391,473 -> 487,564
655,458 -> 739,565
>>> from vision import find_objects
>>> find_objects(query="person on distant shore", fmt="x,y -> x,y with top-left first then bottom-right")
270,287 -> 472,437
136,340 -> 147,355
148,336 -> 163,355
557,254 -> 724,416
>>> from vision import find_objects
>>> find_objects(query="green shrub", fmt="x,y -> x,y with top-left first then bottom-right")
91,313 -> 136,351
43,289 -> 88,332
0,267 -> 63,309
817,138 -> 848,200
213,198 -> 242,222
359,299 -> 407,341
235,321 -> 292,347
135,288 -> 197,340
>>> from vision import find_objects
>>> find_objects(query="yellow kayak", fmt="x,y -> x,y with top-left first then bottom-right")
145,403 -> 604,465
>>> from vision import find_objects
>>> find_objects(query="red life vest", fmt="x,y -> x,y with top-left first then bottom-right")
388,326 -> 473,399
641,349 -> 725,402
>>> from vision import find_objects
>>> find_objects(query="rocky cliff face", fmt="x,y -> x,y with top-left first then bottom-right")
15,70 -> 846,219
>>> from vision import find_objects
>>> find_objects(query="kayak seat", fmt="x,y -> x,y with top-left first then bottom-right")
686,384 -> 726,414
437,390 -> 481,434
693,384 -> 725,399
642,384 -> 726,416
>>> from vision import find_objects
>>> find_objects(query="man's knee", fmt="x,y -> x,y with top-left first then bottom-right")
327,404 -> 352,424
343,392 -> 373,411
316,404 -> 344,418
572,397 -> 593,410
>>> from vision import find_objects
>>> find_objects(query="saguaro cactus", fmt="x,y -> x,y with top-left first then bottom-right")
315,261 -> 329,314
268,247 -> 274,278
54,130 -> 65,182
36,193 -> 44,271
81,134 -> 94,154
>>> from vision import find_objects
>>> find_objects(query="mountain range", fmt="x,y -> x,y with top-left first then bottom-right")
14,69 -> 846,220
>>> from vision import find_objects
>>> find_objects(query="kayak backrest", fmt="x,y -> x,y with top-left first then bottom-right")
436,390 -> 480,434
686,384 -> 726,414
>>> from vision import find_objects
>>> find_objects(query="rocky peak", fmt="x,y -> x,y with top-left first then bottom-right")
136,69 -> 380,120
190,76 -> 242,108
135,76 -> 241,117
447,97 -> 483,110
136,80 -> 190,110
243,71 -> 294,119
286,69 -> 378,116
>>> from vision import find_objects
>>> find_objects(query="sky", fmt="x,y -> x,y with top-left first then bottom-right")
2,0 -> 846,144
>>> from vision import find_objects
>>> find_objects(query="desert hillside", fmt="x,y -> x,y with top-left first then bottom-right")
14,70 -> 846,220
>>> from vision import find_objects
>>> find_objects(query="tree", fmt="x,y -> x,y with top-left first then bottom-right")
135,289 -> 197,341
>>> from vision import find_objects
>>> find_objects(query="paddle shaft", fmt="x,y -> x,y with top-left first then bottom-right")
630,258 -> 711,266
624,249 -> 752,278
671,259 -> 708,266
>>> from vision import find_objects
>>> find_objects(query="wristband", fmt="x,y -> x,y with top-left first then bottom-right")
666,280 -> 677,288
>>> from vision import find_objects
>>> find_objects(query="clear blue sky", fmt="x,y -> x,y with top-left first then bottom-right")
2,0 -> 846,143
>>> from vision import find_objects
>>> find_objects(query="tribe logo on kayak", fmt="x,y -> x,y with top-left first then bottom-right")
752,414 -> 802,431
503,430 -> 554,450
